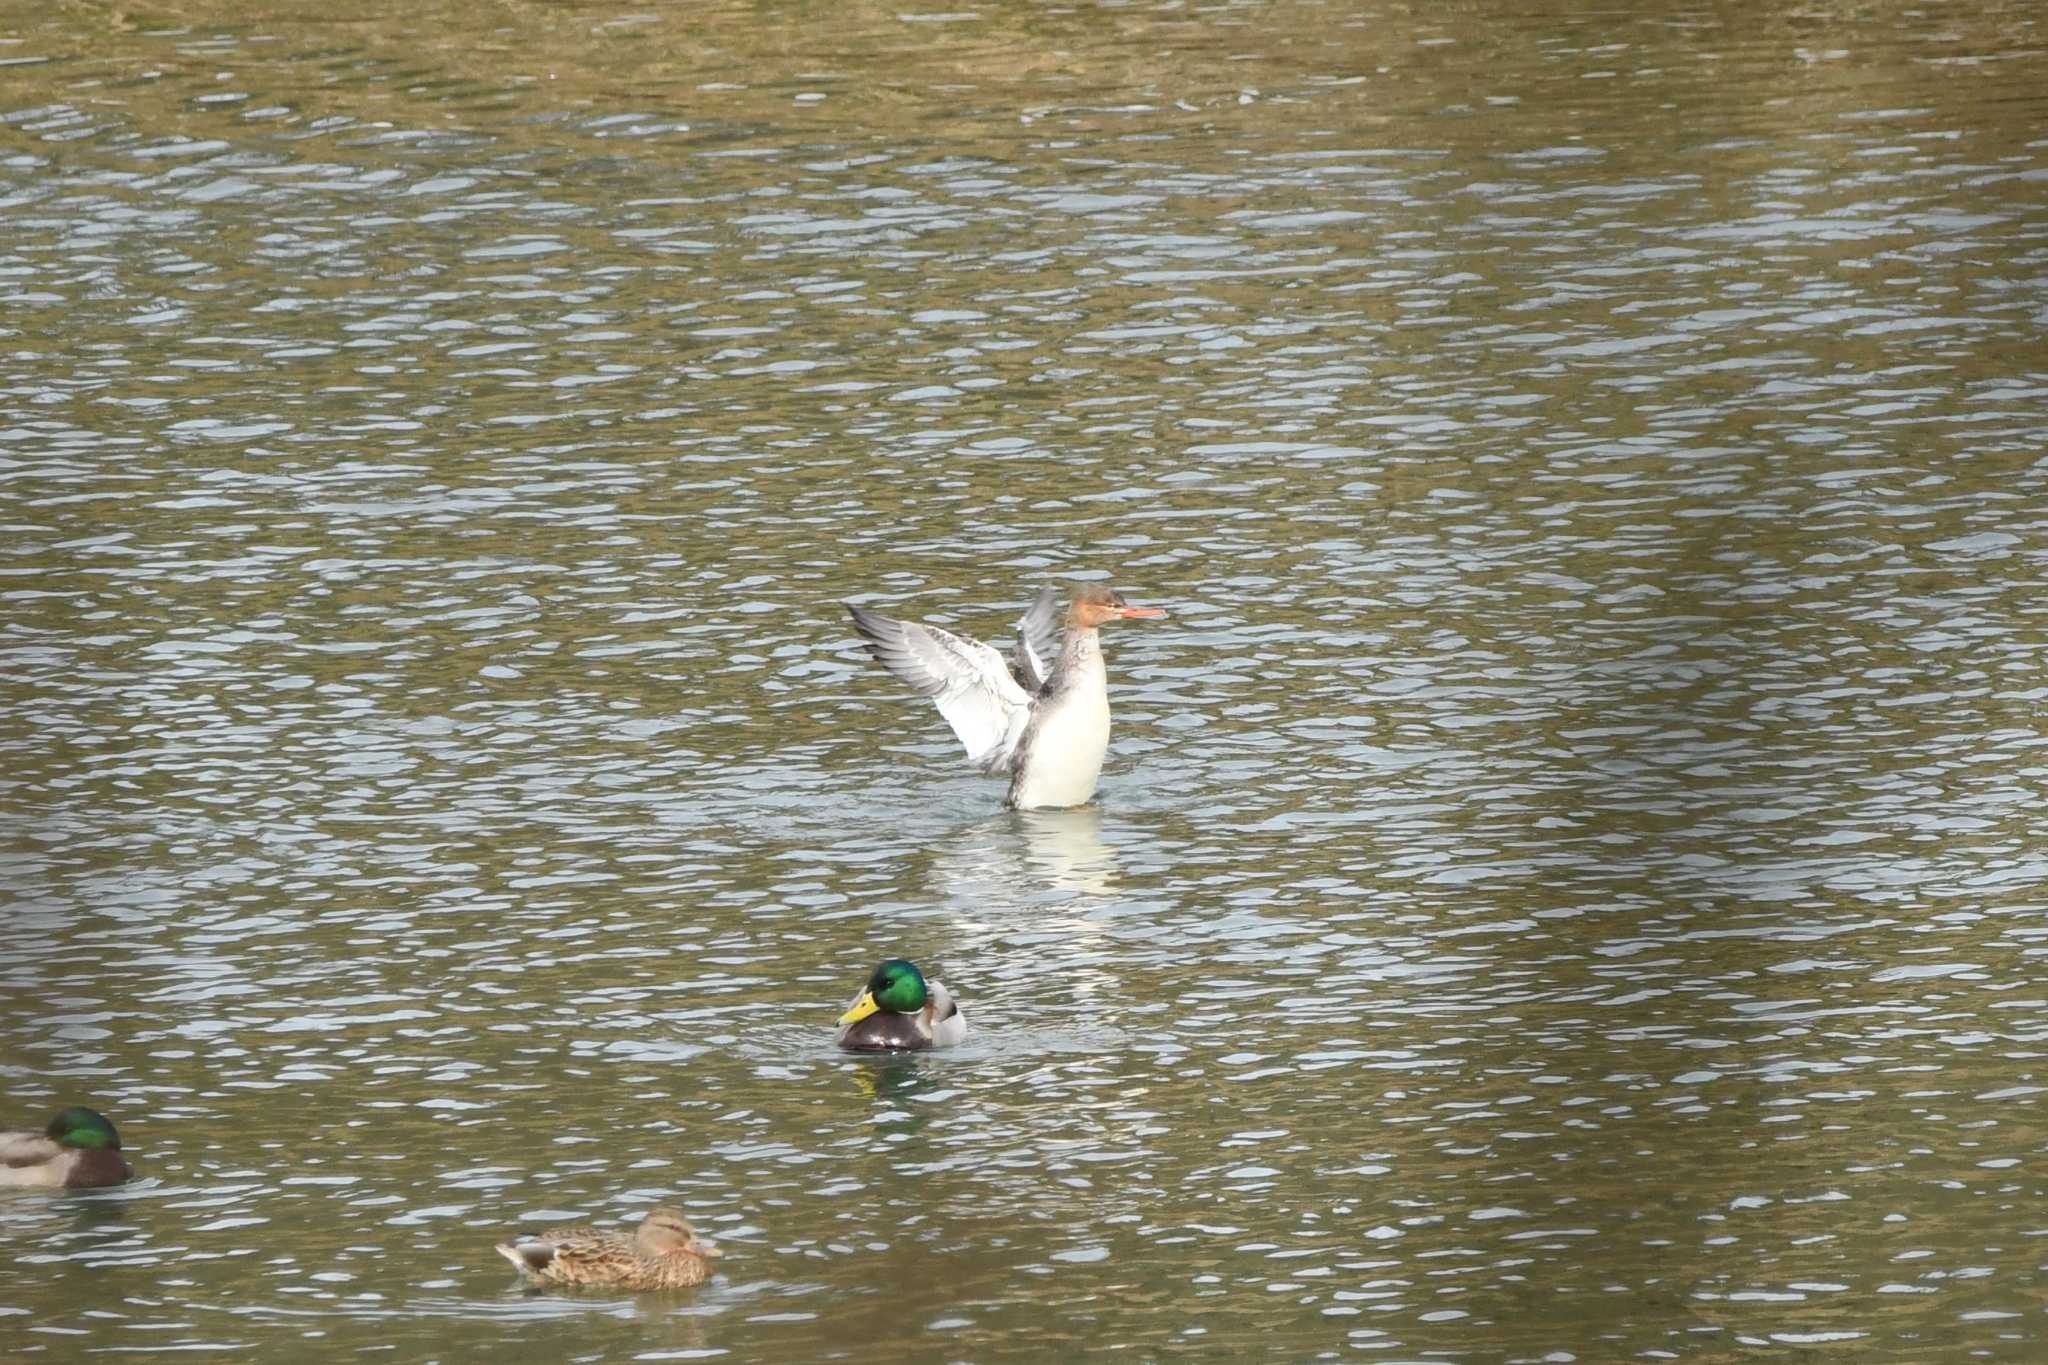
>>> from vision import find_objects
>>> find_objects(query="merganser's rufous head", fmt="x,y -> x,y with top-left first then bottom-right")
1067,583 -> 1168,629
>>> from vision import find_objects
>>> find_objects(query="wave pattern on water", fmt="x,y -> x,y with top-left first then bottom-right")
3,3 -> 2047,1360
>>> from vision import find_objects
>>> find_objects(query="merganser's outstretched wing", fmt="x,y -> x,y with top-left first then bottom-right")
1012,585 -> 1063,694
846,603 -> 1034,773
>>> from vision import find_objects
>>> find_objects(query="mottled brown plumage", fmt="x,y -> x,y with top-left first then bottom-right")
494,1206 -> 719,1290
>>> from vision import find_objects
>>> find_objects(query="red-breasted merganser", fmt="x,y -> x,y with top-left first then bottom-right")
845,583 -> 1168,810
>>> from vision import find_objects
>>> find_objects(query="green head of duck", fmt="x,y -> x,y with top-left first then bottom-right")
840,958 -> 930,1025
46,1106 -> 122,1151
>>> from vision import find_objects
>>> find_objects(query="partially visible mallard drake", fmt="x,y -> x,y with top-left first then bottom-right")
495,1206 -> 719,1290
0,1106 -> 132,1189
836,958 -> 967,1053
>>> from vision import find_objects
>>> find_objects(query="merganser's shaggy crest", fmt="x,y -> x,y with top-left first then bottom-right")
845,583 -> 1166,810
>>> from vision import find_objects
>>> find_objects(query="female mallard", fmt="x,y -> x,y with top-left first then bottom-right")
837,958 -> 967,1053
0,1106 -> 132,1189
495,1205 -> 719,1290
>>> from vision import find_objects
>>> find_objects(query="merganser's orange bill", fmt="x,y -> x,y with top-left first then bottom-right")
1117,605 -> 1167,619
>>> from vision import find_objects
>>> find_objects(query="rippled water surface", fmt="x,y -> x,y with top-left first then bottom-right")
4,2 -> 2047,1359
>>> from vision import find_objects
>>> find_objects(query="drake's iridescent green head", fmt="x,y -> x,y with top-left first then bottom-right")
45,1106 -> 121,1151
840,958 -> 930,1025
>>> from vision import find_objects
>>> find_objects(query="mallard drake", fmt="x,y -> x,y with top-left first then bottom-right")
846,582 -> 1167,809
495,1205 -> 719,1290
837,958 -> 967,1053
0,1106 -> 132,1189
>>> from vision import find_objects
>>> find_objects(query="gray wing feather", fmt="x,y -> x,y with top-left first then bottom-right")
0,1133 -> 57,1168
1012,585 -> 1063,694
846,604 -> 1033,771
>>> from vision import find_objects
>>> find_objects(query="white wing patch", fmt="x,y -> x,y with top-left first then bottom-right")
847,604 -> 1034,772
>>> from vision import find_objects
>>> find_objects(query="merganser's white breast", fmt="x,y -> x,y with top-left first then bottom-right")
1007,631 -> 1111,810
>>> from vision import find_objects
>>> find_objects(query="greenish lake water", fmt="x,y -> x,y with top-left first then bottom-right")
3,2 -> 2046,1359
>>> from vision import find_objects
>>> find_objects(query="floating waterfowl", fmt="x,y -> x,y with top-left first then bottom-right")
0,1106 -> 132,1189
836,958 -> 966,1053
495,1205 -> 720,1290
845,583 -> 1166,809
